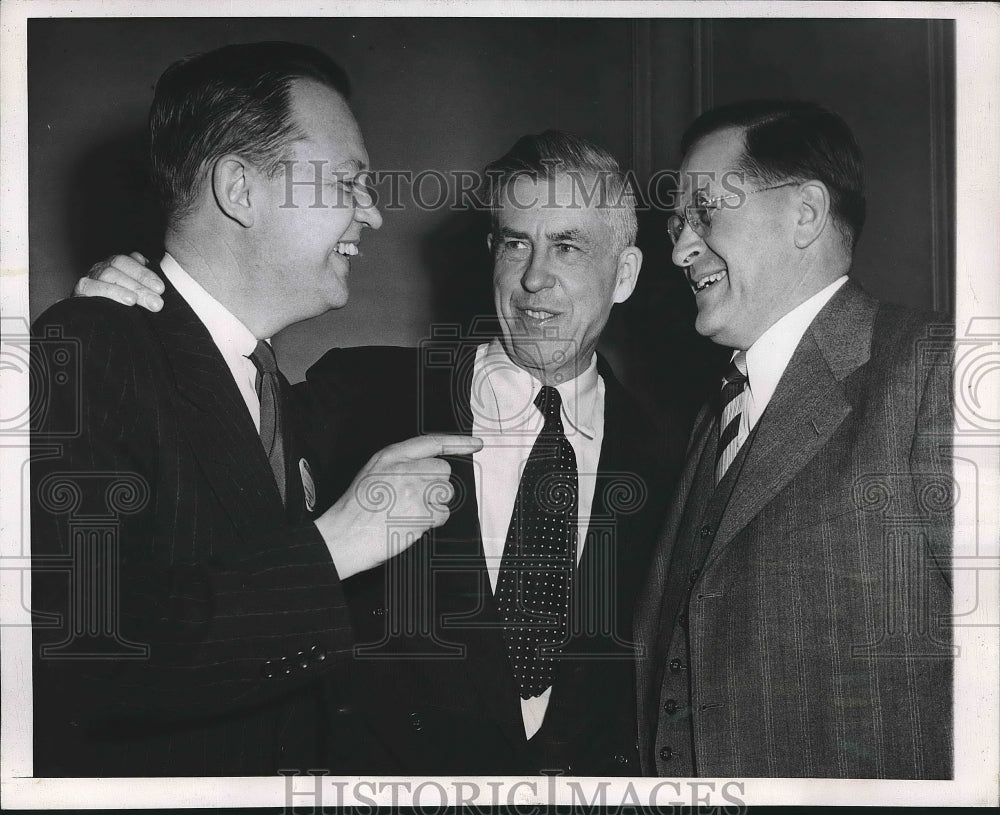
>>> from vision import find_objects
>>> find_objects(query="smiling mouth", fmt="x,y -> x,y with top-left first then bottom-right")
335,241 -> 359,257
518,307 -> 559,321
691,270 -> 727,293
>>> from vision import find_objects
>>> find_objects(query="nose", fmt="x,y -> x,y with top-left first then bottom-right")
521,250 -> 555,293
354,187 -> 383,231
670,221 -> 703,268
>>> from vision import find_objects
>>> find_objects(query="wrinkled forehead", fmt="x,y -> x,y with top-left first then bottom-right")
498,172 -> 615,233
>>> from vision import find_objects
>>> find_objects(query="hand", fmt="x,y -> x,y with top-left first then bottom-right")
315,433 -> 483,579
74,252 -> 165,312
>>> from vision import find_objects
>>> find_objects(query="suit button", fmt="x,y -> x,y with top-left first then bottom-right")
688,569 -> 700,584
614,753 -> 629,766
663,698 -> 679,714
659,746 -> 675,761
669,658 -> 686,673
699,525 -> 712,538
280,656 -> 292,676
296,651 -> 310,670
261,660 -> 275,679
309,645 -> 327,662
373,607 -> 385,617
409,712 -> 422,731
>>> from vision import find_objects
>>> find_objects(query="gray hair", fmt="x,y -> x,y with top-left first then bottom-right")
485,130 -> 638,253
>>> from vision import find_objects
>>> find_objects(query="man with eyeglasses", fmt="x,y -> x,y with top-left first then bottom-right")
633,100 -> 954,778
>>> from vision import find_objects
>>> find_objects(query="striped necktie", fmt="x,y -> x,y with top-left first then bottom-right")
715,351 -> 749,485
249,340 -> 287,506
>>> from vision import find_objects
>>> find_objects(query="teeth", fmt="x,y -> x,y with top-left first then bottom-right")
695,271 -> 726,292
524,309 -> 555,319
335,242 -> 358,256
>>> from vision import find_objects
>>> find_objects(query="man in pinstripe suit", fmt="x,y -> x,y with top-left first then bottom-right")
634,100 -> 953,778
30,42 -> 478,776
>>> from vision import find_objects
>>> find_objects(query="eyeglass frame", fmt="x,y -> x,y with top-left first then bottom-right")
667,180 -> 801,245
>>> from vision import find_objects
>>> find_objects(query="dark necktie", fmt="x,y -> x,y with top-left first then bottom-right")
715,350 -> 749,485
249,340 -> 287,506
495,385 -> 579,699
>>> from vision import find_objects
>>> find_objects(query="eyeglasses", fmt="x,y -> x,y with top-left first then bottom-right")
666,181 -> 799,245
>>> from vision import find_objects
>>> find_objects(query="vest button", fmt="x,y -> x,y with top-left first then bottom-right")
669,658 -> 686,673
663,698 -> 679,714
659,746 -> 675,761
699,524 -> 713,538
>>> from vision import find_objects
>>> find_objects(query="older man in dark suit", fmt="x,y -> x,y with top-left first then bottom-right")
634,100 -> 953,778
31,42 -> 477,777
298,132 -> 682,775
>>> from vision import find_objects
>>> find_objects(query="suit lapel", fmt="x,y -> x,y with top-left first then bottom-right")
707,280 -> 878,560
543,367 -> 635,740
151,276 -> 284,535
424,344 -> 526,746
634,404 -> 713,660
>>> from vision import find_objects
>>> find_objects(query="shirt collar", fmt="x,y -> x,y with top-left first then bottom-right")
473,338 -> 600,439
742,275 -> 849,401
160,252 -> 260,359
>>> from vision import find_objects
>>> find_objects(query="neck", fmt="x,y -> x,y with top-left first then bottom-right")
165,227 -> 280,339
500,341 -> 592,388
783,248 -> 850,312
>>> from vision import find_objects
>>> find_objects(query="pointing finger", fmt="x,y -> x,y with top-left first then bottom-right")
384,434 -> 483,462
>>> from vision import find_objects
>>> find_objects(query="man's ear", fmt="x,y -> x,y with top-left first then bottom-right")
794,181 -> 830,249
211,155 -> 255,228
612,246 -> 643,304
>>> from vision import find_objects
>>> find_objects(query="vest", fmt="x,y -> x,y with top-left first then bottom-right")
650,420 -> 759,776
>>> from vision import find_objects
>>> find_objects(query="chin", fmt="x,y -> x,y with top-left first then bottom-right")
324,283 -> 350,311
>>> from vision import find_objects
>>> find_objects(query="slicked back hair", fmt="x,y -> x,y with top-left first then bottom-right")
149,41 -> 351,224
485,130 -> 638,254
681,100 -> 866,250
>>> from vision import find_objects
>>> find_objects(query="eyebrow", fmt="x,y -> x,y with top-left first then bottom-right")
548,228 -> 594,248
497,226 -> 592,245
330,158 -> 367,175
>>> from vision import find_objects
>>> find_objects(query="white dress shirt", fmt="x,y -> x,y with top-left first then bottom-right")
740,275 -> 849,434
470,339 -> 606,739
160,253 -> 264,431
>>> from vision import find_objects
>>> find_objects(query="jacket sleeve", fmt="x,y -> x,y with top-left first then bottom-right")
30,300 -> 356,730
907,317 -> 954,586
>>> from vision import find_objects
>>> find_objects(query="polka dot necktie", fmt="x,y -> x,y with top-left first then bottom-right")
495,385 -> 579,699
715,350 -> 749,485
249,340 -> 287,507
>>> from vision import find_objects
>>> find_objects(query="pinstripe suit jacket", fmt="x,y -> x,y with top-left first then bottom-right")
31,280 -> 355,776
297,344 -> 682,775
634,281 -> 954,778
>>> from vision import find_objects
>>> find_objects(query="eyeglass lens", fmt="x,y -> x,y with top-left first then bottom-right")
668,191 -> 712,244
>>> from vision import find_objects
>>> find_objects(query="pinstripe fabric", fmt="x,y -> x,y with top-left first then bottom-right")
31,279 -> 355,776
634,281 -> 954,778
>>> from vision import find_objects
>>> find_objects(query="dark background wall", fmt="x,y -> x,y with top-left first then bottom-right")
28,17 -> 954,424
